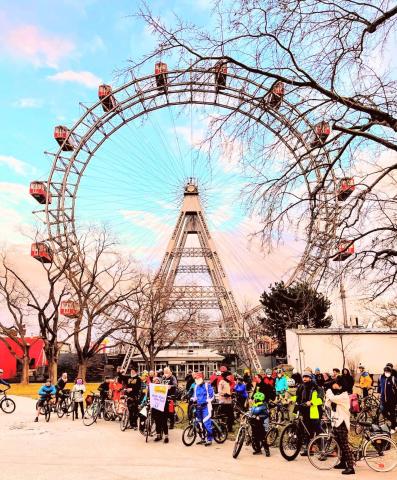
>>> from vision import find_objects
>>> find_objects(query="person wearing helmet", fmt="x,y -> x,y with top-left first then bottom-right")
314,368 -> 325,388
275,369 -> 288,396
287,377 -> 296,388
377,365 -> 397,434
191,372 -> 214,446
0,369 -> 10,388
294,370 -> 323,455
234,375 -> 248,410
356,365 -> 372,398
249,391 -> 270,457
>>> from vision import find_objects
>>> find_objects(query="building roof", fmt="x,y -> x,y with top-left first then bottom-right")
288,328 -> 397,335
132,347 -> 224,362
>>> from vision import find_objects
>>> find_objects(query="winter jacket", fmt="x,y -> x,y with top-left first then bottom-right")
275,375 -> 288,395
161,374 -> 178,398
295,382 -> 323,419
250,402 -> 269,421
38,385 -> 56,399
255,376 -> 276,401
325,389 -> 350,430
234,382 -> 248,399
192,382 -> 214,406
71,383 -> 86,402
378,375 -> 397,404
218,379 -> 232,404
340,374 -> 354,394
359,372 -> 372,390
0,378 -> 10,387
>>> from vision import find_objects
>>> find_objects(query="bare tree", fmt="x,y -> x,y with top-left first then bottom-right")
66,228 -> 142,380
129,1 -> 397,298
122,274 -> 198,370
366,300 -> 397,329
329,331 -> 355,369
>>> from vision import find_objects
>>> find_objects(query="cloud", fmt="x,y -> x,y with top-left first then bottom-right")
0,155 -> 37,176
2,24 -> 75,68
12,98 -> 43,109
48,70 -> 102,89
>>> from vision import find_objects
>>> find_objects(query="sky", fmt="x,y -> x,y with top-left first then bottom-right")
0,0 -> 364,328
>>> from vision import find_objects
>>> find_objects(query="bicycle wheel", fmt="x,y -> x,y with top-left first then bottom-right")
174,404 -> 185,424
182,424 -> 197,446
232,426 -> 246,459
120,409 -> 129,431
83,404 -> 98,426
45,405 -> 51,422
355,411 -> 368,435
279,423 -> 302,461
56,400 -> 66,418
364,435 -> 397,472
266,426 -> 279,447
0,397 -> 16,414
145,414 -> 152,443
213,420 -> 228,444
307,434 -> 341,470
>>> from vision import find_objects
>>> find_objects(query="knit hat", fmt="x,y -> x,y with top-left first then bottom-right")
302,370 -> 312,378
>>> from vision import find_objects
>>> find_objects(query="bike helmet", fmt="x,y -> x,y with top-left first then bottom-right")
253,392 -> 265,403
265,368 -> 272,375
287,377 -> 296,387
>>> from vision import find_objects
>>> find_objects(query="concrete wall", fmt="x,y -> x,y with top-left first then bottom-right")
286,329 -> 397,374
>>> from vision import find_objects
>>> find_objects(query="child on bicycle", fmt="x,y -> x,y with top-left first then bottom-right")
35,378 -> 56,422
249,391 -> 271,457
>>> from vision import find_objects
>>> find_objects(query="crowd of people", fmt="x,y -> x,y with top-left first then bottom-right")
1,360 -> 397,474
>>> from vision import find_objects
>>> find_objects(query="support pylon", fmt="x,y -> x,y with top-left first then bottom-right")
122,181 -> 261,372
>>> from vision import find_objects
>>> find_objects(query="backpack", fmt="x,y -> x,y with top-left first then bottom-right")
349,393 -> 360,414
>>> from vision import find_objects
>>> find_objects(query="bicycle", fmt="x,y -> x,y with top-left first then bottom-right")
83,392 -> 104,426
0,387 -> 16,414
269,396 -> 292,425
174,401 -> 185,424
182,404 -> 228,446
37,394 -> 55,422
57,389 -> 75,420
138,401 -> 156,442
308,420 -> 397,472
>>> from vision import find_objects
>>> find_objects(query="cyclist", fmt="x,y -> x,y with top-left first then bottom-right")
314,368 -> 325,387
234,375 -> 248,410
378,365 -> 397,434
34,378 -> 56,422
243,368 -> 253,393
356,365 -> 372,398
191,372 -> 214,446
152,376 -> 169,443
0,368 -> 10,388
250,391 -> 270,457
55,372 -> 68,404
275,368 -> 288,396
125,368 -> 142,429
218,372 -> 234,432
294,370 -> 323,456
162,367 -> 177,429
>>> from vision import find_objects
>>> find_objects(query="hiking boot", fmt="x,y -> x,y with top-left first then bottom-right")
252,450 -> 262,455
196,439 -> 206,445
154,435 -> 162,442
334,462 -> 347,470
164,436 -> 169,444
342,468 -> 355,475
205,441 -> 212,446
265,449 -> 270,457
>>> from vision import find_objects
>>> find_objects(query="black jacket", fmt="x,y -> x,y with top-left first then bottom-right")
126,375 -> 142,399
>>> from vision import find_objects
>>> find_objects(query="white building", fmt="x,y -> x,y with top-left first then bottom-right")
286,328 -> 397,375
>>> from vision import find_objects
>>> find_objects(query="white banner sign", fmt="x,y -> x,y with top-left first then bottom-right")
149,383 -> 168,412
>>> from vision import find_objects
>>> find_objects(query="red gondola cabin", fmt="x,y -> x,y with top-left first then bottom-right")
214,60 -> 227,92
98,84 -> 117,112
310,121 -> 331,148
54,126 -> 75,151
268,81 -> 284,109
337,177 -> 355,201
31,242 -> 53,263
155,62 -> 168,93
29,181 -> 52,204
333,240 -> 355,261
60,300 -> 80,318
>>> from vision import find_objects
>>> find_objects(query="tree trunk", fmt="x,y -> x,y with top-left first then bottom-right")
78,359 -> 88,382
47,357 -> 58,383
20,356 -> 30,385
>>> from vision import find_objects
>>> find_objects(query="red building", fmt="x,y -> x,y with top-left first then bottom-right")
0,337 -> 46,380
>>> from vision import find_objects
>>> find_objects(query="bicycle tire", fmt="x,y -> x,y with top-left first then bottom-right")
174,404 -> 184,424
182,424 -> 197,446
56,400 -> 65,418
279,423 -> 302,461
232,426 -> 246,458
120,410 -> 129,431
266,426 -> 279,447
145,414 -> 152,443
83,404 -> 97,426
355,411 -> 368,435
0,397 -> 16,414
213,420 -> 228,444
307,434 -> 341,470
45,405 -> 51,422
364,435 -> 397,472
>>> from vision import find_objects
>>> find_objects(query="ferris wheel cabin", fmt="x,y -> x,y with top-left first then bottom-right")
333,240 -> 355,261
31,242 -> 53,263
98,84 -> 117,112
29,181 -> 52,204
268,81 -> 285,109
214,60 -> 228,92
337,177 -> 355,201
155,62 -> 168,93
54,126 -> 75,151
310,121 -> 331,148
60,300 -> 80,318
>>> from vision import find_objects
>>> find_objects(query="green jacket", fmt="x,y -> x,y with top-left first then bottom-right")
309,390 -> 323,419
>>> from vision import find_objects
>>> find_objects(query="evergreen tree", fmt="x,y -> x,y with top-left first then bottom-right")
260,281 -> 332,356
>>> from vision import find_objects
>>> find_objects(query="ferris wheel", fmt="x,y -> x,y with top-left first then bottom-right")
28,60 -> 356,357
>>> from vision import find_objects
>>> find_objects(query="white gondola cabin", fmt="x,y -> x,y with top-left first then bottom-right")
155,62 -> 168,93
333,240 -> 355,261
54,126 -> 75,151
29,181 -> 52,204
31,242 -> 53,263
98,84 -> 117,112
60,300 -> 80,318
214,60 -> 227,92
337,177 -> 355,201
310,121 -> 331,148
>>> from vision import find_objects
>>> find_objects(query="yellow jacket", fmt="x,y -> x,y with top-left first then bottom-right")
359,373 -> 372,390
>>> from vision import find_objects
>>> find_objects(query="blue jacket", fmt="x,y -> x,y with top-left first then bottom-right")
275,376 -> 288,394
192,382 -> 214,405
250,402 -> 269,427
377,374 -> 397,403
234,382 -> 248,399
38,385 -> 56,399
0,378 -> 10,387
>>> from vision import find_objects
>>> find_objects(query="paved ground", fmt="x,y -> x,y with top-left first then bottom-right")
0,396 -> 395,480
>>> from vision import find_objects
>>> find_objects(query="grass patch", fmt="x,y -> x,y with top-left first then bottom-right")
7,383 -> 100,399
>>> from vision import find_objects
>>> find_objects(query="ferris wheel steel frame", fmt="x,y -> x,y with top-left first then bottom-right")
33,64 -> 340,365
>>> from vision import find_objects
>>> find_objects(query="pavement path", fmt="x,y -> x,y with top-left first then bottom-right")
0,396 -> 395,480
